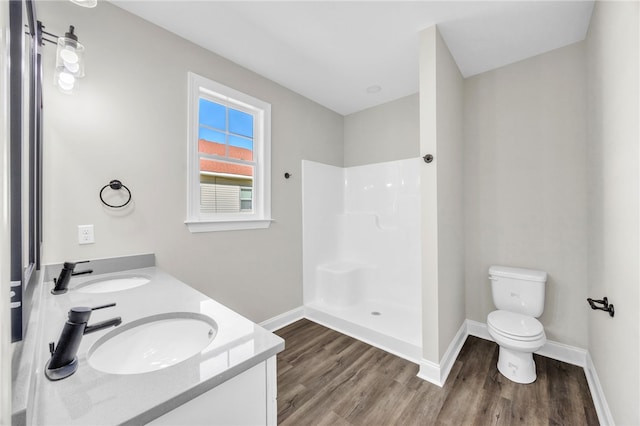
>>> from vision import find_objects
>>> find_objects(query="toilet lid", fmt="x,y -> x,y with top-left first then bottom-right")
488,310 -> 544,339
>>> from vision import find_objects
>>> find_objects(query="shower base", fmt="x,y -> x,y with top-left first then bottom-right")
305,299 -> 422,363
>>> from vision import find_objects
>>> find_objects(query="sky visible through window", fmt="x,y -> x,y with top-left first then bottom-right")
199,98 -> 254,152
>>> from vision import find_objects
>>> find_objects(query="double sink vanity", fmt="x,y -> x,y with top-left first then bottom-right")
13,254 -> 285,425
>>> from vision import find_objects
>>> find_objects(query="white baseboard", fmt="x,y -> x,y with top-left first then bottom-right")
259,306 -> 304,332
417,358 -> 443,386
585,352 -> 615,426
417,321 -> 467,387
537,339 -> 587,367
466,319 -> 492,341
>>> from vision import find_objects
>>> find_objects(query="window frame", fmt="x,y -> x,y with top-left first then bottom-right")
186,72 -> 272,232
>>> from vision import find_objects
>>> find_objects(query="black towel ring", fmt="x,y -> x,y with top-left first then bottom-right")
99,179 -> 132,208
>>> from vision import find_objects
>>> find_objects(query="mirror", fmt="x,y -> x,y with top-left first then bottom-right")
9,0 -> 42,342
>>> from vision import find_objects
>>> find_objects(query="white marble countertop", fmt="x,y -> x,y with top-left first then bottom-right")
27,264 -> 284,425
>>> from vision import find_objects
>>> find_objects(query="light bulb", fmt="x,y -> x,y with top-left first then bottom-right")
60,48 -> 78,64
70,0 -> 98,7
64,60 -> 79,73
58,72 -> 75,91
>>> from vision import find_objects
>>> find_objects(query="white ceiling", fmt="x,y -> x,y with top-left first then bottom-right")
109,1 -> 594,115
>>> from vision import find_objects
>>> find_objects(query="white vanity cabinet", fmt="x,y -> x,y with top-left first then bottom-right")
149,357 -> 278,426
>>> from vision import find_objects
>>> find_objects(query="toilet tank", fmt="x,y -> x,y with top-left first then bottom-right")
489,265 -> 547,317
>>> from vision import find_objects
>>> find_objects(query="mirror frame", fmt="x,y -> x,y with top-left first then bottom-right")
10,0 -> 42,342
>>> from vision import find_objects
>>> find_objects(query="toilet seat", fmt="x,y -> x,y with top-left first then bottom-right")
487,310 -> 545,342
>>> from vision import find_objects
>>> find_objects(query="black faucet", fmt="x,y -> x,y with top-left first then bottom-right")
51,260 -> 94,294
45,303 -> 122,381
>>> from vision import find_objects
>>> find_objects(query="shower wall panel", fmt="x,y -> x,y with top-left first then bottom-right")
303,159 -> 421,311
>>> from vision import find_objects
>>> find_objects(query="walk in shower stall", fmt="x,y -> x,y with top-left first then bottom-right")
302,158 -> 422,361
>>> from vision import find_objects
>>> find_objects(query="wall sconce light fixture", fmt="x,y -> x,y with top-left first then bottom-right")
38,22 -> 88,94
54,26 -> 85,94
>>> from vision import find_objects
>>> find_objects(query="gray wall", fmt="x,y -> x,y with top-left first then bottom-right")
434,29 -> 465,360
37,1 -> 343,323
343,94 -> 419,167
464,42 -> 589,348
586,1 -> 639,424
419,26 -> 439,363
419,26 -> 465,363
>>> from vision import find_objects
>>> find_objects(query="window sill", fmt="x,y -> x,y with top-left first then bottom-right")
185,218 -> 273,233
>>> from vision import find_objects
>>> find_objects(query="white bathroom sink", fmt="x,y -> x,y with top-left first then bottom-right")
88,313 -> 218,375
75,275 -> 151,293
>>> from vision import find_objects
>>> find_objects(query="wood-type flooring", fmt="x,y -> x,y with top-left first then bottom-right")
275,319 -> 598,426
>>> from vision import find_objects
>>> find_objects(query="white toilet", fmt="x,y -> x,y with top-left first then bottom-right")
487,265 -> 547,384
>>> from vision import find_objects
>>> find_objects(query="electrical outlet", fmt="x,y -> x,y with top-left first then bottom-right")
78,225 -> 95,245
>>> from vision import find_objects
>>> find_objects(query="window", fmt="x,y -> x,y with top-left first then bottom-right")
186,72 -> 271,232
